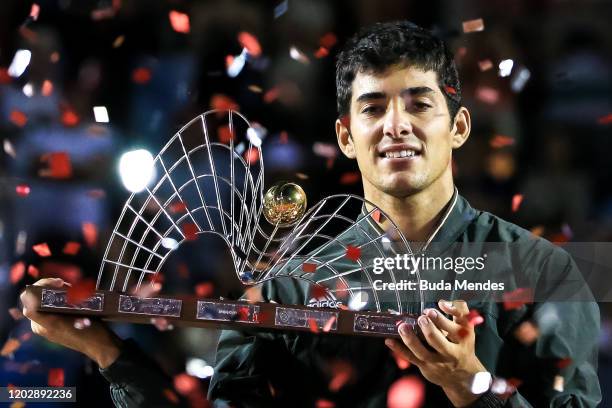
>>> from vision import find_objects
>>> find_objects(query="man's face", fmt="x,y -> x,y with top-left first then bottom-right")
337,65 -> 466,198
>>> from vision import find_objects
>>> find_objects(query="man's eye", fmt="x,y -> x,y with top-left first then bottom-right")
412,102 -> 432,111
361,105 -> 383,114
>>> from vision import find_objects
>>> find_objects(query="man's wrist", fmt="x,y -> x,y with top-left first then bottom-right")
84,331 -> 123,369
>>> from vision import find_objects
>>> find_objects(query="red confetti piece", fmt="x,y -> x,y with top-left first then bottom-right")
314,47 -> 329,59
169,201 -> 187,214
182,223 -> 198,241
319,32 -> 337,49
0,67 -> 11,84
444,85 -> 457,95
550,232 -> 569,245
67,279 -> 96,304
302,262 -> 317,273
263,87 -> 279,103
132,67 -> 152,84
328,360 -> 354,391
1,338 -> 21,356
313,142 -> 338,159
32,243 -> 52,257
15,184 -> 30,197
511,194 -> 523,213
502,287 -> 534,310
279,130 -> 289,144
163,388 -> 180,404
41,79 -> 53,96
168,10 -> 190,34
82,222 -> 98,247
339,171 -> 360,185
151,317 -> 173,331
556,357 -> 572,369
244,147 -> 259,164
61,109 -> 79,127
87,189 -> 106,199
30,3 -> 40,20
462,18 -> 485,33
475,86 -> 499,104
597,113 -> 612,125
210,94 -> 239,111
195,282 -> 214,297
322,316 -> 336,332
387,376 -> 425,408
372,209 -> 383,223
10,262 -> 25,284
62,241 -> 81,255
308,317 -> 319,333
391,350 -> 410,370
310,284 -> 327,299
467,309 -> 484,326
174,373 -> 199,395
478,59 -> 493,71
236,306 -> 250,321
217,125 -> 234,143
40,152 -> 72,179
345,245 -> 361,262
490,135 -> 515,149
334,280 -> 349,299
238,32 -> 262,57
316,399 -> 335,408
9,110 -> 27,127
48,368 -> 65,387
27,265 -> 39,278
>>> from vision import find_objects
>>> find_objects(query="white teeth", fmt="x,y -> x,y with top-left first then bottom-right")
384,149 -> 416,158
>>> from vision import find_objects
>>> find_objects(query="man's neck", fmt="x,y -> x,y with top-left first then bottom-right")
363,174 -> 455,244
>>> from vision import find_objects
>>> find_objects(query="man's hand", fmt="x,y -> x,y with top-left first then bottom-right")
385,299 -> 487,407
20,278 -> 123,368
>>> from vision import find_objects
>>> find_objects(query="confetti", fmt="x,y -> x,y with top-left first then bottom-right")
462,18 -> 485,33
50,52 -> 60,63
182,223 -> 198,241
345,245 -> 361,262
314,47 -> 329,58
328,360 -> 354,391
29,3 -> 40,20
471,371 -> 492,394
556,357 -> 572,369
74,318 -> 91,330
279,131 -> 289,144
302,263 -> 317,273
82,222 -> 98,247
0,67 -> 10,84
372,209 -> 383,223
511,67 -> 531,92
151,317 -> 174,331
308,317 -> 319,333
93,106 -> 109,123
8,50 -> 31,78
169,201 -> 187,213
475,86 -> 499,104
226,50 -> 247,78
169,10 -> 190,34
15,184 -> 30,196
467,309 -> 484,326
339,172 -> 360,185
61,109 -> 80,126
41,79 -> 53,96
273,0 -> 288,19
67,279 -> 96,304
313,142 -> 338,159
295,172 -> 309,180
238,32 -> 262,57
502,287 -> 533,310
4,139 -> 17,158
490,135 -> 515,149
112,35 -> 125,48
444,85 -> 457,95
40,152 -> 72,179
597,113 -> 612,125
511,194 -> 523,213
289,46 -> 310,64
1,338 -> 21,357
22,83 -> 34,97
310,284 -> 327,299
48,368 -> 65,387
391,349 -> 410,369
9,110 -> 27,127
174,373 -> 199,395
244,147 -> 259,164
210,94 -> 239,111
478,60 -> 493,71
32,243 -> 52,257
316,400 -> 335,408
195,282 -> 214,297
263,87 -> 279,103
163,388 -> 179,404
62,242 -> 81,255
132,67 -> 152,84
161,237 -> 179,250
10,262 -> 25,284
323,316 -> 336,332
498,59 -> 514,77
553,375 -> 564,392
320,32 -> 337,49
387,376 -> 425,408
27,265 -> 39,278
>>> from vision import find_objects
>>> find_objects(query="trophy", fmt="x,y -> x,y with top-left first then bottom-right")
26,110 -> 424,338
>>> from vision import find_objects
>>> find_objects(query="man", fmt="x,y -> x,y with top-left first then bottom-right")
21,21 -> 600,407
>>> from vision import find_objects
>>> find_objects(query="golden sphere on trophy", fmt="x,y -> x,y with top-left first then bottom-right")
263,181 -> 307,227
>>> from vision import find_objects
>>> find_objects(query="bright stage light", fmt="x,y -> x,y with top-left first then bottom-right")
118,149 -> 155,193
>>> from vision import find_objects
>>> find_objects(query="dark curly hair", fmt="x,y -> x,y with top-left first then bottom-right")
336,21 -> 461,124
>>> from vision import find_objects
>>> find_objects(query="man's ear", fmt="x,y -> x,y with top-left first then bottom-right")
336,117 -> 356,159
450,106 -> 471,149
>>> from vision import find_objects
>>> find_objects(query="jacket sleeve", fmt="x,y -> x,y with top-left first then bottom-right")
98,338 -> 188,408
482,248 -> 602,408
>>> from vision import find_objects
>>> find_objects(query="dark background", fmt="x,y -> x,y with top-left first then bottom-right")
1,0 -> 611,406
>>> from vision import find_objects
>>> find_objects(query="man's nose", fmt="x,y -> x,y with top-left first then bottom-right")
382,103 -> 412,138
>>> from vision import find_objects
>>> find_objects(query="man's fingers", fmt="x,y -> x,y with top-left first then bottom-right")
385,338 -> 423,366
33,278 -> 66,288
438,299 -> 470,324
397,323 -> 435,361
424,309 -> 458,334
418,314 -> 457,355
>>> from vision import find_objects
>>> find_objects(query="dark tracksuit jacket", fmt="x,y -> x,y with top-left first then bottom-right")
99,191 -> 601,407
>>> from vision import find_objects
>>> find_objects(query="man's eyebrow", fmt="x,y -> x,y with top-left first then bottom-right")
400,86 -> 436,97
355,91 -> 386,103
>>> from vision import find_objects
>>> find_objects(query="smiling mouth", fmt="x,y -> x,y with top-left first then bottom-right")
379,149 -> 421,159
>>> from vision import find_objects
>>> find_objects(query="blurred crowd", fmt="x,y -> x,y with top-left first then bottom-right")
1,0 -> 611,407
